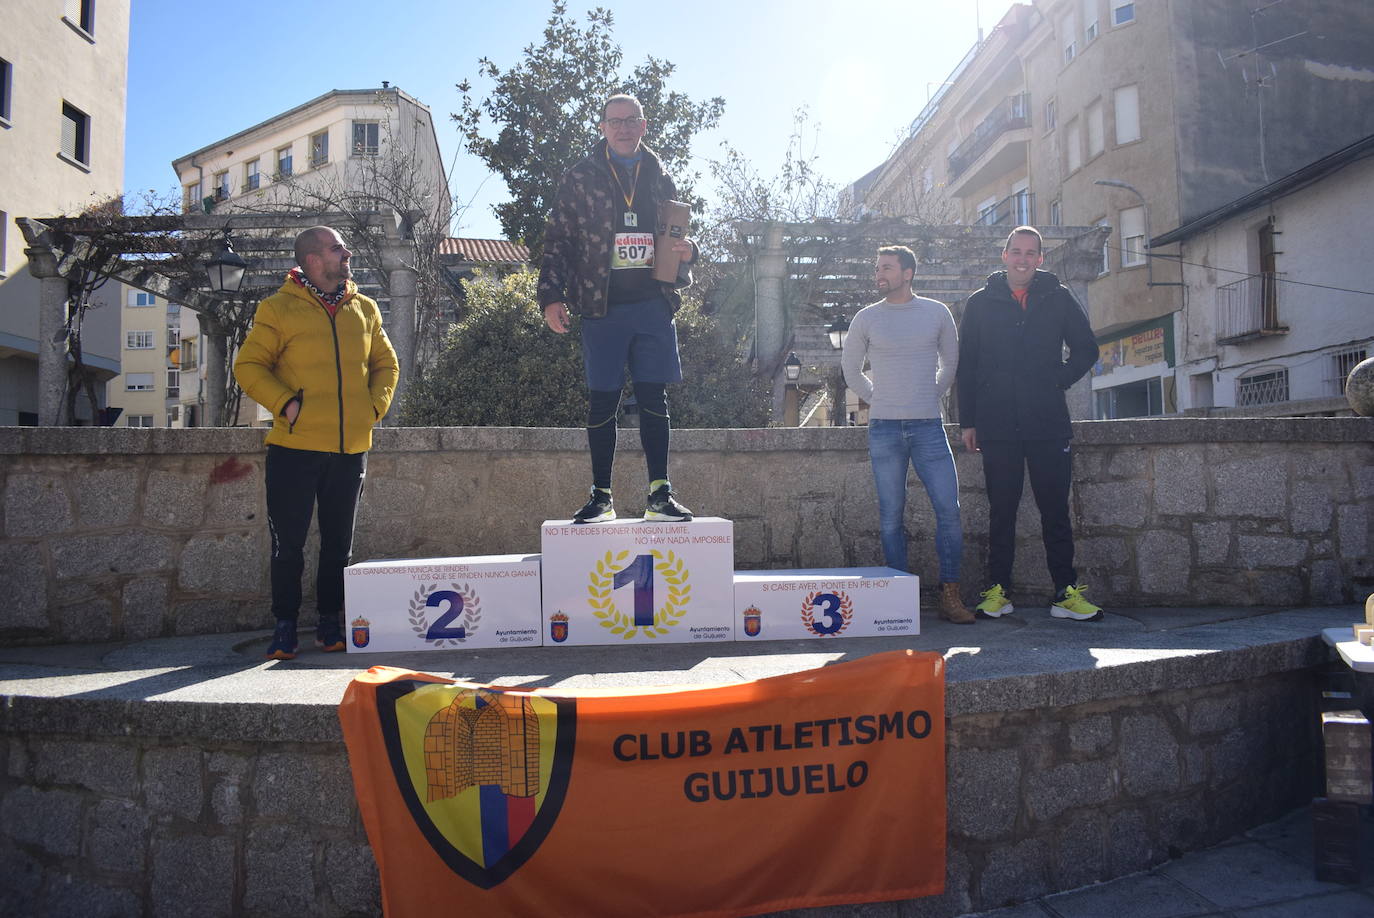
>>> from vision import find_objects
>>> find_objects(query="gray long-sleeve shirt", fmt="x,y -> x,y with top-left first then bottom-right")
841,295 -> 959,420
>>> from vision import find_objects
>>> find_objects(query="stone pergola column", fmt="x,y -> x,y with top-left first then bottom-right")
21,227 -> 71,426
198,312 -> 229,426
378,215 -> 418,424
753,222 -> 789,420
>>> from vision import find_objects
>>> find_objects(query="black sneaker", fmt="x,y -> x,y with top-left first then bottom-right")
644,484 -> 693,522
315,614 -> 346,652
573,488 -> 615,524
265,620 -> 299,661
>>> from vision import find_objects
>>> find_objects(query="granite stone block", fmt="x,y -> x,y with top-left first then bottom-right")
1213,457 -> 1286,518
1137,530 -> 1191,596
1291,480 -> 1335,533
74,467 -> 141,529
1,785 -> 82,855
1192,521 -> 1231,566
86,799 -> 148,873
948,745 -> 1020,841
1067,714 -> 1113,756
51,531 -> 175,579
1078,480 -> 1149,528
244,823 -> 318,914
1237,535 -> 1307,569
144,747 -> 204,821
1026,759 -> 1116,823
1337,504 -> 1369,559
1119,714 -> 1180,797
252,752 -> 354,828
46,875 -> 141,918
325,840 -> 381,915
35,739 -> 137,795
0,542 -> 50,630
121,577 -> 169,641
151,833 -> 234,918
3,473 -> 73,537
178,532 -> 263,593
1152,446 -> 1208,515
143,470 -> 208,528
977,836 -> 1053,909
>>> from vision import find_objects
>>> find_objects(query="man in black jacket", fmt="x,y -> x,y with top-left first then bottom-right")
956,226 -> 1103,621
539,93 -> 698,524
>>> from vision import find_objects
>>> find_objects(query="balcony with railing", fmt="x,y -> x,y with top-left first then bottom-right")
1216,272 -> 1289,345
947,93 -> 1031,190
977,191 -> 1035,227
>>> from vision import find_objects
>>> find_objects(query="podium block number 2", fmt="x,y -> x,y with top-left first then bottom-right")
424,590 -> 468,641
612,554 -> 655,628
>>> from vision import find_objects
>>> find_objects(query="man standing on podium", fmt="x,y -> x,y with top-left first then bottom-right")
843,245 -> 975,625
539,93 -> 699,524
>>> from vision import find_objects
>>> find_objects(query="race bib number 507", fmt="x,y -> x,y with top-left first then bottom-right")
611,232 -> 655,270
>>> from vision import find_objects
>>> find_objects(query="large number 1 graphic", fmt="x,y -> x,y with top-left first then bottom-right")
424,590 -> 468,641
612,554 -> 655,628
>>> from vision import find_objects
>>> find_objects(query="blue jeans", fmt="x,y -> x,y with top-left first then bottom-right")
868,419 -> 963,582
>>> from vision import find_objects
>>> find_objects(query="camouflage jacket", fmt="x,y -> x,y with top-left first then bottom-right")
537,139 -> 693,319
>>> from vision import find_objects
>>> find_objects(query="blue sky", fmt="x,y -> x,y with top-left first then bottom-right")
124,0 -> 1020,238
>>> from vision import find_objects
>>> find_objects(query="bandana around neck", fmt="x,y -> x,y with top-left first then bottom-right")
289,266 -> 347,308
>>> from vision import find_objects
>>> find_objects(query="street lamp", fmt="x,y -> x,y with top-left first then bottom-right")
204,230 -> 248,294
827,314 -> 850,350
784,352 -> 801,382
1093,179 -> 1154,287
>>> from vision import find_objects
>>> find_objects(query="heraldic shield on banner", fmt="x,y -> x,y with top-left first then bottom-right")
374,677 -> 576,889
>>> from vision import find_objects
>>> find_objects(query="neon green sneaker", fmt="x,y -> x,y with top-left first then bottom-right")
1051,584 -> 1104,622
975,584 -> 1014,619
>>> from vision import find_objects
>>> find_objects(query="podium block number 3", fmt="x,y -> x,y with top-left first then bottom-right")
612,554 -> 655,628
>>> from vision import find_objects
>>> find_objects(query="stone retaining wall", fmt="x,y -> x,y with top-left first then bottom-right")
2,419 -> 1370,645
0,652 -> 1323,916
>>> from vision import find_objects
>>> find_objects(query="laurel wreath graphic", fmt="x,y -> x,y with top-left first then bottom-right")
586,549 -> 691,640
800,590 -> 854,636
408,582 -> 482,648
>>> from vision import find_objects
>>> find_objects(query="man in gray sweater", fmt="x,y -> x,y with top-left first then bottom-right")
842,245 -> 973,624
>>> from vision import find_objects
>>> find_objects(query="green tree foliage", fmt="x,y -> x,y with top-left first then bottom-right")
454,1 -> 725,259
399,270 -> 584,427
398,270 -> 770,428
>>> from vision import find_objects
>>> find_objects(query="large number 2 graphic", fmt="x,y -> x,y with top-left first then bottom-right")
424,590 -> 468,641
612,554 -> 655,628
809,592 -> 843,635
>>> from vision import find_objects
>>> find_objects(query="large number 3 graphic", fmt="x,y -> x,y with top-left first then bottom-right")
612,554 -> 655,628
424,590 -> 468,641
809,592 -> 844,635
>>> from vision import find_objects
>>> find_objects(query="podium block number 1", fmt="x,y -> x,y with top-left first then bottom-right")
612,554 -> 655,627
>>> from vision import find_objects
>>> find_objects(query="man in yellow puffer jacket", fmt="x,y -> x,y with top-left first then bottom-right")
234,226 -> 399,660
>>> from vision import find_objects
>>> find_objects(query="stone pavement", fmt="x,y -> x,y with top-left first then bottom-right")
965,804 -> 1374,918
0,602 -> 1358,705
0,601 -> 1366,917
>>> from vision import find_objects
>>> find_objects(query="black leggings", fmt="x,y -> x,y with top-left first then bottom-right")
586,383 -> 670,489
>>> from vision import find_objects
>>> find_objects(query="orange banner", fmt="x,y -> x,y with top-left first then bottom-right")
339,650 -> 946,918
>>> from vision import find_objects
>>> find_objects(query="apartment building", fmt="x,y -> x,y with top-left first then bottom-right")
0,0 -> 130,425
1154,134 -> 1374,415
849,0 -> 1374,418
155,86 -> 451,426
170,86 -> 448,228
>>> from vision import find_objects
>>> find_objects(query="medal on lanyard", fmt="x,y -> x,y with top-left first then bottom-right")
607,147 -> 641,228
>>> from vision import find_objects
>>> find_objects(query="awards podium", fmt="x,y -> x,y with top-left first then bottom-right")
344,516 -> 920,651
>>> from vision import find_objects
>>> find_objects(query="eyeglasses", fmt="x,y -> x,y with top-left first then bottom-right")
602,117 -> 644,129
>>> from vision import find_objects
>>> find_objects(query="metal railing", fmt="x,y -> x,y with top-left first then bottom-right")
1216,272 -> 1287,344
977,191 -> 1035,226
908,39 -> 984,140
948,93 -> 1031,180
1236,369 -> 1288,406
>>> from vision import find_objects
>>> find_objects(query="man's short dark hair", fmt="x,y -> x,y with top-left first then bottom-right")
877,245 -> 917,275
1004,226 -> 1043,253
294,226 -> 333,266
602,94 -> 644,119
